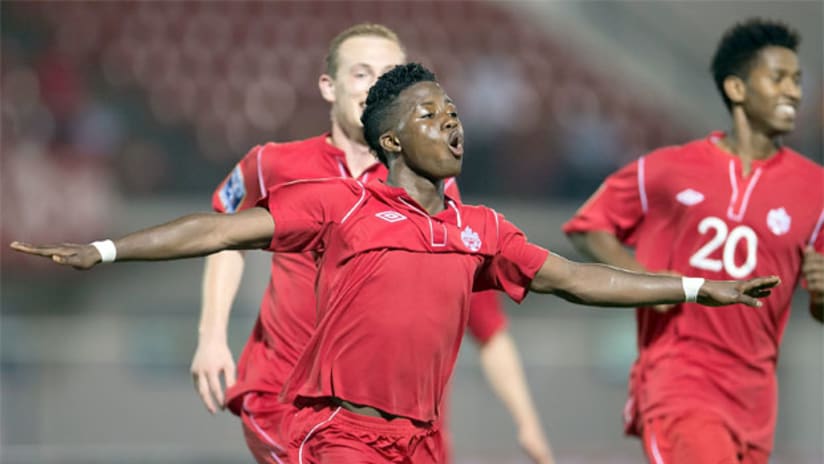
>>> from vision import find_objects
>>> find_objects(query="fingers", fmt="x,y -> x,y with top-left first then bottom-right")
10,241 -> 66,258
745,276 -> 780,291
734,276 -> 780,307
207,370 -> 225,409
737,294 -> 762,308
194,371 -> 217,414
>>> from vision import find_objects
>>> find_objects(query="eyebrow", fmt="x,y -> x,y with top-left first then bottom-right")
349,63 -> 373,71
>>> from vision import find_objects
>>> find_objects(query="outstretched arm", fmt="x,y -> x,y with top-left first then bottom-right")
10,208 -> 274,269
567,230 -> 679,312
530,252 -> 779,308
479,331 -> 555,464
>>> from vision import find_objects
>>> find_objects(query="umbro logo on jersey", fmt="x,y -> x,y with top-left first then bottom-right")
676,188 -> 705,206
375,211 -> 407,223
461,226 -> 482,252
766,207 -> 791,235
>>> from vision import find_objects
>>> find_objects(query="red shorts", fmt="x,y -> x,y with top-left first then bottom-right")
641,411 -> 769,464
285,402 -> 443,463
240,392 -> 298,464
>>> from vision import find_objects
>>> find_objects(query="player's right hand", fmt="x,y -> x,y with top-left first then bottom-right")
10,241 -> 100,270
190,338 -> 236,414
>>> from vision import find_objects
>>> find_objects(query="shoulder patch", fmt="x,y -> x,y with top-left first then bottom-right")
218,167 -> 246,213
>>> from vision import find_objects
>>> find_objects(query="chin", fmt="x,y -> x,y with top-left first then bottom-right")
770,123 -> 795,137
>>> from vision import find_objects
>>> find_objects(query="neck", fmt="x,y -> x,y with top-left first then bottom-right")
329,120 -> 378,179
718,108 -> 781,176
724,108 -> 780,160
386,163 -> 445,215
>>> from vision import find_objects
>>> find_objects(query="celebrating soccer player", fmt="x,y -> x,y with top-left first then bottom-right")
12,62 -> 780,463
172,23 -> 553,464
563,18 -> 823,464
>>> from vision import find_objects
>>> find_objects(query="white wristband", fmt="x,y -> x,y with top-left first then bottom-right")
682,277 -> 705,303
90,240 -> 117,263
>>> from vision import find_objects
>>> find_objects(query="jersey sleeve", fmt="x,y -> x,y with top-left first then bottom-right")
466,290 -> 508,344
562,158 -> 646,245
474,212 -> 550,303
212,145 -> 269,213
264,179 -> 361,253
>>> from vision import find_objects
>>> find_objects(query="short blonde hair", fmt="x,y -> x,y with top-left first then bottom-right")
325,23 -> 405,77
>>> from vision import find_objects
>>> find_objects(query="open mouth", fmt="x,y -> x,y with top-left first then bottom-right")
447,131 -> 464,157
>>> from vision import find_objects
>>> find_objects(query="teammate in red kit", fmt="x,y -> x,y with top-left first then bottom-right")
192,24 -> 552,464
563,19 -> 823,464
12,63 -> 780,463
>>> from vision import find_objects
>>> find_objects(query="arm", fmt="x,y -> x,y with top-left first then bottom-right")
568,230 -> 678,312
802,246 -> 824,323
529,252 -> 779,308
190,250 -> 245,414
568,230 -> 646,272
10,208 -> 274,269
479,331 -> 555,464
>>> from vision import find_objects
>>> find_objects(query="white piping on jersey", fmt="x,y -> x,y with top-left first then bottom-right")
336,159 -> 348,178
242,395 -> 284,462
255,146 -> 267,198
444,177 -> 456,191
809,208 -> 824,246
448,200 -> 462,228
341,181 -> 366,224
337,159 -> 372,183
491,208 -> 500,246
399,198 -> 448,247
637,156 -> 649,214
726,160 -> 763,222
298,406 -> 341,464
277,177 -> 367,224
649,432 -> 665,464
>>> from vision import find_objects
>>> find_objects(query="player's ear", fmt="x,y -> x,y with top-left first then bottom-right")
319,74 -> 336,103
379,131 -> 402,154
723,75 -> 746,105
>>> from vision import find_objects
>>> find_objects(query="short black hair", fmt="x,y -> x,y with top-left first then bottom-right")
711,18 -> 800,111
361,63 -> 437,166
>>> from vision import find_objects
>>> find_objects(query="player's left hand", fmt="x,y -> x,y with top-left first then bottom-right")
10,241 -> 101,270
698,276 -> 780,307
518,422 -> 555,464
802,246 -> 824,294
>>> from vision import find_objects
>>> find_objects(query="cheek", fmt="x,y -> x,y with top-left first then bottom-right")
349,79 -> 372,96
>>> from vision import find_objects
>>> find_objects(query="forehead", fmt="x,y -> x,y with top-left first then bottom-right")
336,35 -> 405,70
399,81 -> 450,107
750,46 -> 799,73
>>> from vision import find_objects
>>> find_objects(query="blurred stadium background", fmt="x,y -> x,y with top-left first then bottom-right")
1,1 -> 821,463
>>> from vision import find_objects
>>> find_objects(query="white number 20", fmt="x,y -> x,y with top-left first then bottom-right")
689,216 -> 758,278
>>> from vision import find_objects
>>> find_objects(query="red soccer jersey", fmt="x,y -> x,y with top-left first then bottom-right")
265,178 -> 549,422
563,132 -> 824,452
211,134 -> 507,414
